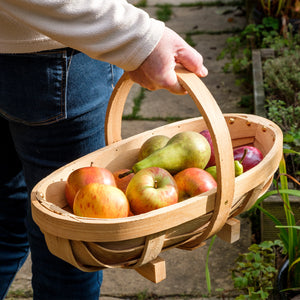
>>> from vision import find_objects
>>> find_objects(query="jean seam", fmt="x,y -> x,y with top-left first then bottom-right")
59,49 -> 67,122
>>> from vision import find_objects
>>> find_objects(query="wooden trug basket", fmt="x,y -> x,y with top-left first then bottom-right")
31,68 -> 283,283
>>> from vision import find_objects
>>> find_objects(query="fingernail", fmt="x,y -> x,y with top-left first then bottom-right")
200,66 -> 208,77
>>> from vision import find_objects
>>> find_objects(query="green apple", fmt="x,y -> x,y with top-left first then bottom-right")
205,160 -> 244,180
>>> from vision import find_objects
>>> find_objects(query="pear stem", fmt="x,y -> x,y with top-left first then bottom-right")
239,148 -> 248,164
118,170 -> 133,179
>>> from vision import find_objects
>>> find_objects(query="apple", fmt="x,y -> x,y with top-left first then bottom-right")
113,168 -> 134,194
204,166 -> 217,180
205,160 -> 243,180
65,166 -> 116,209
233,146 -> 263,172
126,167 -> 178,214
138,135 -> 170,161
174,167 -> 217,201
128,210 -> 135,217
73,183 -> 130,218
200,129 -> 215,168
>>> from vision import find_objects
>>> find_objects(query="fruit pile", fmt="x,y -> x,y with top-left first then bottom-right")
65,130 -> 263,219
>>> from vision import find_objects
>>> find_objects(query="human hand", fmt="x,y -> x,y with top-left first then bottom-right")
127,27 -> 208,95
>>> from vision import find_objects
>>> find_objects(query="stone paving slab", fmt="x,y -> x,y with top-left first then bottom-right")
141,6 -> 246,35
99,217 -> 251,298
122,120 -> 169,139
139,72 -> 249,120
164,6 -> 246,34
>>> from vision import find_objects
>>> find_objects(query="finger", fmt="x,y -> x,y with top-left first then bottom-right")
157,67 -> 187,95
176,47 -> 208,77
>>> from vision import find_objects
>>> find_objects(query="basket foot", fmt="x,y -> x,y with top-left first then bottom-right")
135,256 -> 166,283
217,218 -> 240,243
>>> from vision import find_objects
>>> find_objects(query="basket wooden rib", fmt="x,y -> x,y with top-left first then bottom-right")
31,67 -> 283,282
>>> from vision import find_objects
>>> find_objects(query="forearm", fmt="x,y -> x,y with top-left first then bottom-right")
0,0 -> 165,70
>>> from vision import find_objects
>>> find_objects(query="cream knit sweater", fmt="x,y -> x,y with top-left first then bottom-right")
0,0 -> 165,71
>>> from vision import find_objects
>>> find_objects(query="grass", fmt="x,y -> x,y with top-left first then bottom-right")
6,289 -> 33,299
156,4 -> 173,22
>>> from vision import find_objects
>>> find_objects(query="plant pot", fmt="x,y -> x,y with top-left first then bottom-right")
275,259 -> 300,300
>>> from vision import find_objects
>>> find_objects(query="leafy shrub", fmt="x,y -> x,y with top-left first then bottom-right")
218,17 -> 281,75
231,240 -> 283,299
263,51 -> 300,106
218,16 -> 300,89
263,51 -> 300,180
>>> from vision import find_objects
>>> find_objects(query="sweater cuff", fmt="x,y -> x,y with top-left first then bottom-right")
121,19 -> 165,71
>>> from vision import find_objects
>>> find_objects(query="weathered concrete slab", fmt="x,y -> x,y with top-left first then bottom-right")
122,119 -> 169,138
137,6 -> 246,35
100,217 -> 251,297
165,6 -> 246,34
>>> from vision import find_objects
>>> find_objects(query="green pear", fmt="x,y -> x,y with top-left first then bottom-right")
138,135 -> 170,161
205,160 -> 244,180
234,160 -> 243,176
132,131 -> 211,175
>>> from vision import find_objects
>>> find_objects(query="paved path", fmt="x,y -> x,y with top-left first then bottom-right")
6,1 -> 251,299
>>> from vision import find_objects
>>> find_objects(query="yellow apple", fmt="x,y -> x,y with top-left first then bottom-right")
73,183 -> 130,218
65,166 -> 116,209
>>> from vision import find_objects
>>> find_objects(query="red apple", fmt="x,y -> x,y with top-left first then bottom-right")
233,146 -> 263,172
73,183 -> 130,218
65,166 -> 116,209
126,167 -> 178,214
174,167 -> 217,201
200,129 -> 215,168
113,168 -> 134,194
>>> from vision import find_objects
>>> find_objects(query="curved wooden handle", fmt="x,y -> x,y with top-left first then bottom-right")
105,66 -> 235,241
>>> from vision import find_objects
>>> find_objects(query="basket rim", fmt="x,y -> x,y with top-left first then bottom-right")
31,113 -> 283,242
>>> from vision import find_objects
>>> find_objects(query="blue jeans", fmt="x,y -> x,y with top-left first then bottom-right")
0,48 -> 123,299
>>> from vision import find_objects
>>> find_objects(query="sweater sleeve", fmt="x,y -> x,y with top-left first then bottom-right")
0,0 -> 165,71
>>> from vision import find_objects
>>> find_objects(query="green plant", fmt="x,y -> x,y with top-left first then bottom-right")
156,4 -> 172,22
263,50 -> 300,107
263,50 -> 300,180
135,0 -> 147,8
258,0 -> 300,19
231,240 -> 282,299
252,156 -> 300,291
218,16 -> 300,92
218,17 -> 281,74
205,234 -> 217,296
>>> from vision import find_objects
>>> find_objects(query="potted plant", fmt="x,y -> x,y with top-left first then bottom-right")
252,156 -> 300,299
251,0 -> 300,34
